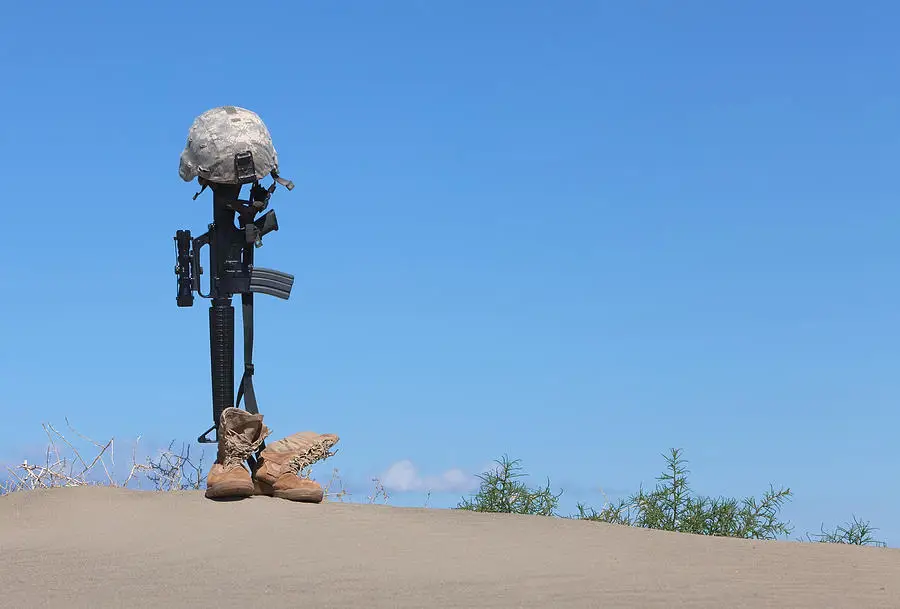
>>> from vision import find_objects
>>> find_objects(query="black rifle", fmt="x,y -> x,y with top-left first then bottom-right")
173,175 -> 294,467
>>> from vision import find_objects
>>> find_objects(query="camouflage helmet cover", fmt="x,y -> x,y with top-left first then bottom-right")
179,106 -> 279,185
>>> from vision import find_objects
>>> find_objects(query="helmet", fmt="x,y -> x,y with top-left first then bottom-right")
179,106 -> 281,185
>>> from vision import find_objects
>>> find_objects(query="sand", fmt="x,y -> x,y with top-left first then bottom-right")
1,486 -> 897,608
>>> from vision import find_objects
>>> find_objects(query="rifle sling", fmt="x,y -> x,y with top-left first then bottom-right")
235,291 -> 266,466
236,292 -> 259,415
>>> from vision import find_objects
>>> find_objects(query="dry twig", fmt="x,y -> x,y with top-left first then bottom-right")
322,467 -> 351,502
2,421 -> 207,495
368,477 -> 390,504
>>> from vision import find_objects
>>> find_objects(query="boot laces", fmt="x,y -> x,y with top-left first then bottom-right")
285,439 -> 337,476
222,424 -> 270,469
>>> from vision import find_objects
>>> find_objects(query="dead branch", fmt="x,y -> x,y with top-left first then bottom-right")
1,421 -> 207,495
323,468 -> 351,502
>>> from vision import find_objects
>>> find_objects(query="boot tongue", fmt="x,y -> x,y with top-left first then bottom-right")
220,408 -> 271,468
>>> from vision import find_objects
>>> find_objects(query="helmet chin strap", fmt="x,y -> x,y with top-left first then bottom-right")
193,177 -> 210,200
192,171 -> 293,202
270,169 -> 295,191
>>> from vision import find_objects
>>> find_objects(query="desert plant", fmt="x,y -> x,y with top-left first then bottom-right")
456,455 -> 563,516
368,477 -> 391,504
322,468 -> 352,502
142,441 -> 207,491
2,421 -> 142,492
805,515 -> 887,547
0,420 -> 208,494
575,448 -> 794,540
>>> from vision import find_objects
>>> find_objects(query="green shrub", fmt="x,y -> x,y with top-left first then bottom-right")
805,515 -> 886,547
575,448 -> 793,540
455,447 -> 886,547
456,455 -> 562,516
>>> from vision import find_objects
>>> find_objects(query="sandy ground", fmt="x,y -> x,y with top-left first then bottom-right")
0,486 -> 898,608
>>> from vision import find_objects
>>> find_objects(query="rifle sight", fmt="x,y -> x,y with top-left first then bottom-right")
175,229 -> 195,307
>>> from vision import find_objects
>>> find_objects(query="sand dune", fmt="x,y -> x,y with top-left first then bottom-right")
1,486 -> 898,608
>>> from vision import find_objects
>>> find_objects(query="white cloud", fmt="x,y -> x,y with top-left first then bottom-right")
380,460 -> 478,493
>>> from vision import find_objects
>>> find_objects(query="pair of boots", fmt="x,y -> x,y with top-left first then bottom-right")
205,407 -> 339,502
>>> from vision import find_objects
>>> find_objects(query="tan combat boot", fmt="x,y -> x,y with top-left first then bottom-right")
252,431 -> 339,503
205,407 -> 271,499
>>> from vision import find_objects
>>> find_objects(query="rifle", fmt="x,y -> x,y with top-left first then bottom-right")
173,176 -> 294,467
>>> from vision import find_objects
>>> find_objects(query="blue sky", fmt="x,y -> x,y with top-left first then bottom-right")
1,1 -> 898,544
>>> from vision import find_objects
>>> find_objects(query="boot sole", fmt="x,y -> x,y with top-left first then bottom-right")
205,481 -> 255,499
274,488 -> 324,503
254,478 -> 324,503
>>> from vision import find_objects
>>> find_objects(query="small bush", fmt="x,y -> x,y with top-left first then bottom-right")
805,515 -> 887,547
575,448 -> 793,540
456,455 -> 563,516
